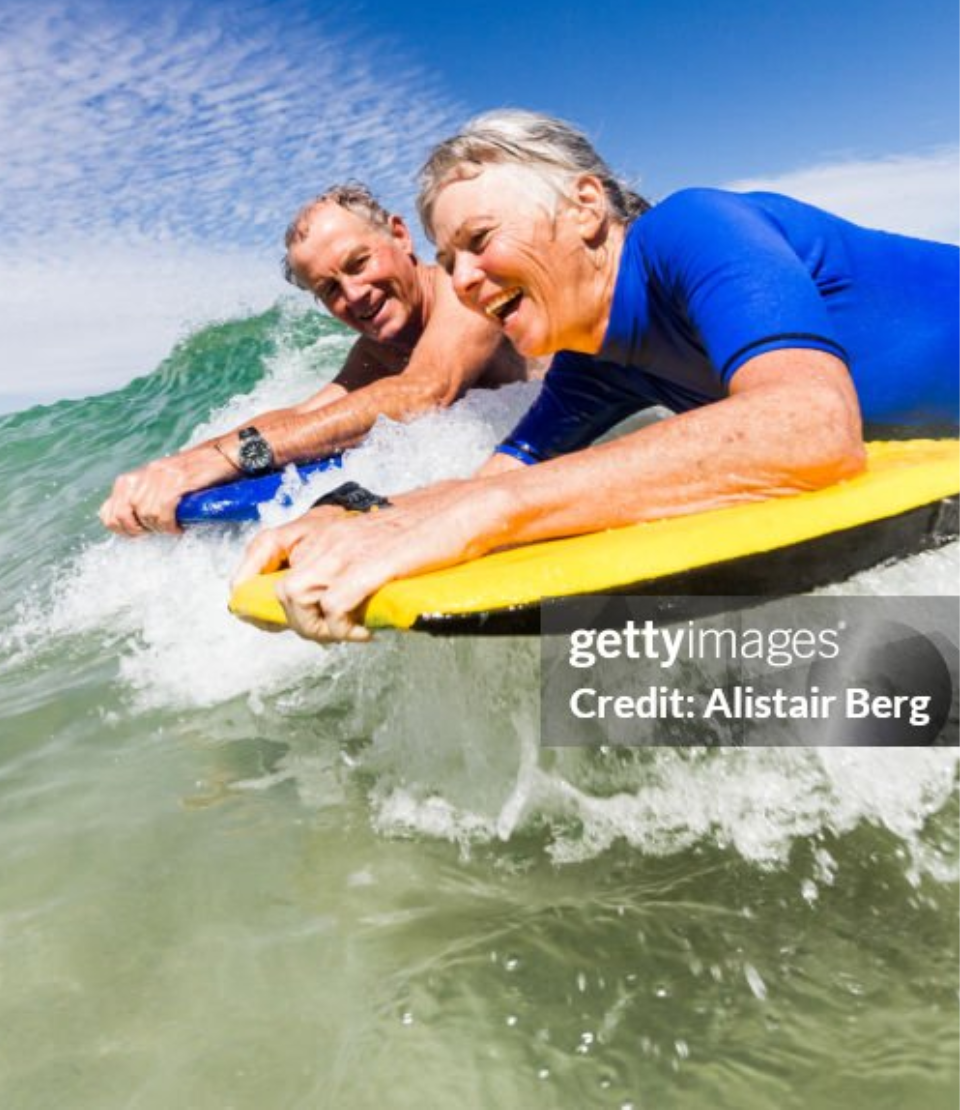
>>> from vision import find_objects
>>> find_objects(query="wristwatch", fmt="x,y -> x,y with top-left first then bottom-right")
237,426 -> 276,475
311,482 -> 393,513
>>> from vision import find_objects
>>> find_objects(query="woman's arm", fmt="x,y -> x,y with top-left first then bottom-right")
234,349 -> 864,642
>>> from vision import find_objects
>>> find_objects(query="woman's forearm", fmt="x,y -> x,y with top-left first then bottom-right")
476,362 -> 864,549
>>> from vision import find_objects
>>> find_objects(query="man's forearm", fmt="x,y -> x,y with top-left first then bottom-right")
228,375 -> 449,466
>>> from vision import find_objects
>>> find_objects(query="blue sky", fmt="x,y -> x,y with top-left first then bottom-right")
0,0 -> 956,407
353,0 -> 958,195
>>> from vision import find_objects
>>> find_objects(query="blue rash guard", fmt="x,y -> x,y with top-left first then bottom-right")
497,188 -> 959,465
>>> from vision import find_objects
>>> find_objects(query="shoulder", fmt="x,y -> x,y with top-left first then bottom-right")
422,265 -> 475,326
633,189 -> 798,280
639,188 -> 766,245
422,263 -> 503,342
425,263 -> 466,317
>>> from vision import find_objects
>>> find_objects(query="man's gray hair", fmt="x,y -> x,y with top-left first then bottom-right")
417,109 -> 650,240
282,182 -> 392,288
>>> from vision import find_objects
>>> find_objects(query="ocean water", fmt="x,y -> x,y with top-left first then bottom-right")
0,305 -> 957,1110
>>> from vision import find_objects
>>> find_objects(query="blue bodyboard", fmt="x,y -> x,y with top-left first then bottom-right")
176,455 -> 343,525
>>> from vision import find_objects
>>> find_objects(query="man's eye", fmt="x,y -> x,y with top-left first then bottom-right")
347,253 -> 370,274
315,281 -> 338,302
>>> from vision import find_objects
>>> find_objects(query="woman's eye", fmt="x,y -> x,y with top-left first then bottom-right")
467,230 -> 489,253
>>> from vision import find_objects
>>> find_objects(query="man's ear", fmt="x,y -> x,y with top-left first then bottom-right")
389,214 -> 415,251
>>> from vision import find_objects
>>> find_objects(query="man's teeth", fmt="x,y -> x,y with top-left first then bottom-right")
485,288 -> 523,321
358,304 -> 381,321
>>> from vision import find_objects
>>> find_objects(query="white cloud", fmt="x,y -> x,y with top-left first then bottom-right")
0,239 -> 288,404
0,0 -> 459,247
725,148 -> 960,244
0,0 -> 461,407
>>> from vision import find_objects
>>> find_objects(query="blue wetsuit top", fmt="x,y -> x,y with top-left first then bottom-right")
498,189 -> 959,464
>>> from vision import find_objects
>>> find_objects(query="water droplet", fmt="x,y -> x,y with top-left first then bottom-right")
744,963 -> 768,1001
400,1011 -> 414,1026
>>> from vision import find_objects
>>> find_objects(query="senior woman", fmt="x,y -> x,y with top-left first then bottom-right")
234,110 -> 959,643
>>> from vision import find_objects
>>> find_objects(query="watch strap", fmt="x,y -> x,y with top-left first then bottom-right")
311,481 -> 392,513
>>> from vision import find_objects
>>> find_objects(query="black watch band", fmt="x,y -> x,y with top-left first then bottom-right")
237,426 -> 276,476
311,481 -> 393,513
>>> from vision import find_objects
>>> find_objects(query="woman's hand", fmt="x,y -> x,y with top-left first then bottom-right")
232,481 -> 510,643
232,506 -> 348,584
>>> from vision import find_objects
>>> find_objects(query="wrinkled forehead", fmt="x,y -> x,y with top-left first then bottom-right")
430,162 -> 563,245
301,201 -> 391,246
287,205 -> 392,282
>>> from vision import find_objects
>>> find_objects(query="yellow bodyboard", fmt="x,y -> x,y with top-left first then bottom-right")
229,440 -> 958,633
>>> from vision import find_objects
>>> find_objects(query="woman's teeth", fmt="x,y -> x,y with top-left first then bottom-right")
485,288 -> 523,321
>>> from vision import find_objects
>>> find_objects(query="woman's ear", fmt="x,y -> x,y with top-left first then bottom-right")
570,174 -> 609,243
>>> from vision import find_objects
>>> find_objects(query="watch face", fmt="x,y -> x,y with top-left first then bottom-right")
238,430 -> 274,474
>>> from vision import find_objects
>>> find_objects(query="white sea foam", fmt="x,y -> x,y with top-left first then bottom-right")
15,353 -> 540,710
9,339 -> 957,872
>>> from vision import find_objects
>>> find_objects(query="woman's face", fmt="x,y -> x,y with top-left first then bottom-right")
431,164 -> 600,357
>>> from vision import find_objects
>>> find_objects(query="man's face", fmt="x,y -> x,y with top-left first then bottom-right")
287,205 -> 424,347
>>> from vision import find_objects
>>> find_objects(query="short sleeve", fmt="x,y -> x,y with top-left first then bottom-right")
644,189 -> 849,383
497,352 -> 654,462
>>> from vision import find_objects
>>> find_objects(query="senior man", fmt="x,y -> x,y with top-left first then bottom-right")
100,183 -> 527,536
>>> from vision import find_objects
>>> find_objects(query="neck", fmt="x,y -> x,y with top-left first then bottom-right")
385,257 -> 434,354
582,220 -> 626,354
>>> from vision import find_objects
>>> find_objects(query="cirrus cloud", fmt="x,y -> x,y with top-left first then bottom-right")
725,147 -> 959,245
0,0 -> 462,407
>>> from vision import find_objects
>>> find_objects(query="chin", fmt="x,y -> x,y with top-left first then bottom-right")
381,314 -> 420,348
510,331 -> 551,359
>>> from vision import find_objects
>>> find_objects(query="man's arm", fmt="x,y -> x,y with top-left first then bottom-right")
237,271 -> 523,465
100,272 -> 522,536
98,337 -> 390,537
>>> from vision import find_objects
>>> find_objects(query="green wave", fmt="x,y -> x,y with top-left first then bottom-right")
0,305 -> 343,595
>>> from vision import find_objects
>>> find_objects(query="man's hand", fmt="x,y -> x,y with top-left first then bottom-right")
99,447 -> 225,536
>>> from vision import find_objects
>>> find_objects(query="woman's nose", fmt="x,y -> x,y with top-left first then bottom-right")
451,252 -> 484,303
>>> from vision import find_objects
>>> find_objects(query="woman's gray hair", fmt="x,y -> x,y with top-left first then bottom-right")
417,109 -> 650,240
